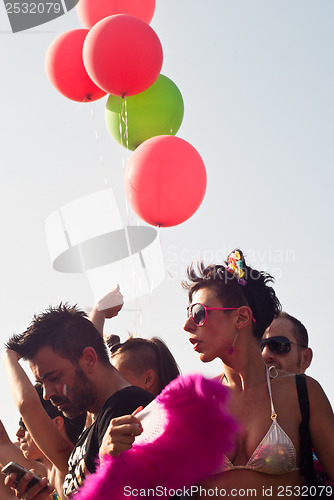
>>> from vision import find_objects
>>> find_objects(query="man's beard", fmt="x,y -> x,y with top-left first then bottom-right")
51,366 -> 95,418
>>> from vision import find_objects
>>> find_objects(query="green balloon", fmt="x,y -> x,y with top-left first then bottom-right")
105,74 -> 184,151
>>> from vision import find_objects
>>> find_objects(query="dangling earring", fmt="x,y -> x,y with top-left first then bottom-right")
228,331 -> 239,355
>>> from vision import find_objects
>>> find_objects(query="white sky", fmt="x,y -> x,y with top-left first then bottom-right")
1,0 -> 333,439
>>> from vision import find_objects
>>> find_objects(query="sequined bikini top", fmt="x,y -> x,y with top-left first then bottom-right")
217,367 -> 297,475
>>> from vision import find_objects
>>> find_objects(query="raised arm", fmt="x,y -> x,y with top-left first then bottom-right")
307,376 -> 334,481
3,349 -> 72,474
89,284 -> 124,336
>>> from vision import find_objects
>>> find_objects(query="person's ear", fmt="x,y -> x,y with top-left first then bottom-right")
300,347 -> 313,373
52,416 -> 64,432
81,347 -> 98,374
143,369 -> 157,391
235,306 -> 254,329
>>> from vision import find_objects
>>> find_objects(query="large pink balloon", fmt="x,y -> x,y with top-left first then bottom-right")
83,15 -> 163,97
125,136 -> 207,227
45,29 -> 106,102
77,0 -> 156,28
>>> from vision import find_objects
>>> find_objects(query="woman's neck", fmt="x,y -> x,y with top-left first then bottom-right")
219,337 -> 267,390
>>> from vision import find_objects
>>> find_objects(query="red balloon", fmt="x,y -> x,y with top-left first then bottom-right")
83,15 -> 163,97
76,0 -> 156,28
45,29 -> 106,102
125,136 -> 207,227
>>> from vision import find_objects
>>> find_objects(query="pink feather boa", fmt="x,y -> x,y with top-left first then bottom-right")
75,374 -> 237,500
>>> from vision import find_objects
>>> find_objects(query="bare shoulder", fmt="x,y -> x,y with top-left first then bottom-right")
304,374 -> 325,390
272,371 -> 331,405
269,371 -> 299,407
304,375 -> 333,411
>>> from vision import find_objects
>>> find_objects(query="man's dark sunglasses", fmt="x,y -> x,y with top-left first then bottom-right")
260,336 -> 306,355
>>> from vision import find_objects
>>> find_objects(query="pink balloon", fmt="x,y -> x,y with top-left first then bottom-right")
45,29 -> 106,102
83,15 -> 163,97
76,0 -> 156,28
125,136 -> 207,227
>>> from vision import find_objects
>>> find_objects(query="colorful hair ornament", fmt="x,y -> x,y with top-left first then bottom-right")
226,249 -> 247,286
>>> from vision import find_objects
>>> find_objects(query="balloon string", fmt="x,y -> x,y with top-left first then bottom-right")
63,99 -> 86,125
130,293 -> 142,337
117,98 -> 142,286
116,98 -> 143,332
89,102 -> 127,228
139,296 -> 143,335
139,226 -> 162,337
117,97 -> 131,223
136,289 -> 143,337
89,102 -> 109,191
89,102 -> 131,262
157,225 -> 174,280
123,96 -> 130,153
118,96 -> 124,151
118,97 -> 138,229
117,96 -> 130,163
146,228 -> 160,318
112,98 -> 133,260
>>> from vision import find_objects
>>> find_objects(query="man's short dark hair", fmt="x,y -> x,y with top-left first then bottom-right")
279,311 -> 309,348
6,303 -> 110,364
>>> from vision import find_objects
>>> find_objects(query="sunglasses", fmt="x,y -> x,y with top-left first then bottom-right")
18,417 -> 27,431
260,336 -> 305,355
187,303 -> 238,326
